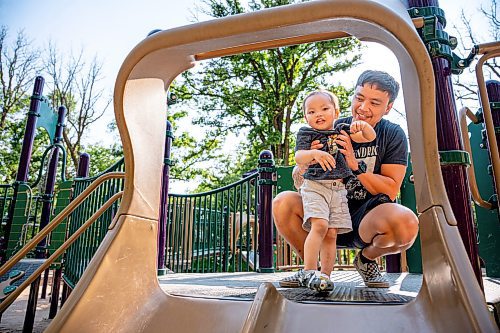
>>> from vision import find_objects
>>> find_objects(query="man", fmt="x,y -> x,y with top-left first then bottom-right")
273,70 -> 419,288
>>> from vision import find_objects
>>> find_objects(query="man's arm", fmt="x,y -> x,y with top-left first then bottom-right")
354,164 -> 406,200
336,129 -> 406,200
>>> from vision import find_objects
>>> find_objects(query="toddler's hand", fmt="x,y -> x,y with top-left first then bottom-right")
310,139 -> 323,150
312,150 -> 336,171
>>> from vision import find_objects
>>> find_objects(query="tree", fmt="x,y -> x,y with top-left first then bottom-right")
171,0 -> 361,188
452,0 -> 499,104
84,143 -> 123,176
0,27 -> 44,183
43,43 -> 112,173
0,26 -> 40,131
0,27 -> 118,183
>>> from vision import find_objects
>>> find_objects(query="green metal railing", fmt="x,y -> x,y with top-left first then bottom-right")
0,184 -> 13,231
63,158 -> 124,288
3,183 -> 46,259
0,184 -> 14,261
166,171 -> 259,273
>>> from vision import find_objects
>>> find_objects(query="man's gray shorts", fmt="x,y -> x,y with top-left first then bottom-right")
300,179 -> 352,234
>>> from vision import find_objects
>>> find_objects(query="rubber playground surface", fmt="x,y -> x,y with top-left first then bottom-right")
1,270 -> 499,331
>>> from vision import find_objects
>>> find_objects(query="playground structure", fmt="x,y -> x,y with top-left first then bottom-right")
0,0 -> 499,332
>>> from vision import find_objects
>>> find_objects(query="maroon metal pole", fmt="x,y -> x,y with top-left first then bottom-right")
1,77 -> 44,263
385,253 -> 401,273
40,268 -> 50,299
258,150 -> 275,272
17,76 -> 45,183
36,106 -> 67,258
157,121 -> 173,275
49,267 -> 62,318
60,282 -> 71,308
77,153 -> 90,178
23,275 -> 41,333
408,0 -> 483,287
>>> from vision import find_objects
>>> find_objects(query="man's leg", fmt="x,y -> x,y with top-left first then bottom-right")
272,191 -> 308,259
358,202 -> 419,260
353,202 -> 419,288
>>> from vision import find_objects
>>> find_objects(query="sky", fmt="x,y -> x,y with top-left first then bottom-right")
0,0 -> 493,191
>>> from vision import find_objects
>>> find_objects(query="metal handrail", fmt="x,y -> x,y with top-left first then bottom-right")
0,172 -> 125,276
459,107 -> 493,210
169,171 -> 258,198
475,42 -> 500,200
0,191 -> 123,313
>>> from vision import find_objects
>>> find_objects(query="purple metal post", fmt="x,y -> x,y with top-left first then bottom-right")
157,121 -> 173,275
1,76 -> 44,263
36,106 -> 67,259
17,76 -> 45,183
60,282 -> 71,308
77,153 -> 90,178
23,275 -> 41,333
408,0 -> 482,287
484,80 -> 500,196
49,267 -> 62,318
258,150 -> 275,272
36,107 -> 66,314
385,253 -> 401,273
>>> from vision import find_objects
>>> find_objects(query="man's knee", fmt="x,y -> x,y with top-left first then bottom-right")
272,193 -> 289,228
393,207 -> 419,247
361,203 -> 419,249
272,193 -> 287,214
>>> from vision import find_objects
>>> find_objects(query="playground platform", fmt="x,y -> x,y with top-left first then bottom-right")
1,271 -> 498,331
158,271 -> 500,308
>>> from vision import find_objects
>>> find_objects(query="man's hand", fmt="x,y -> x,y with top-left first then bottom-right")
336,130 -> 358,170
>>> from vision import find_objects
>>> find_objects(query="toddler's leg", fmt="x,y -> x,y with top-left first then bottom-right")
320,228 -> 338,277
303,218 -> 328,271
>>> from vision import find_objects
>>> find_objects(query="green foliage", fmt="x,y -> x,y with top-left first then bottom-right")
0,26 -> 116,184
83,143 -> 123,177
171,0 -> 361,190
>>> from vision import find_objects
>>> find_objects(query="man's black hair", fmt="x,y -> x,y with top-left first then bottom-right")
356,70 -> 400,103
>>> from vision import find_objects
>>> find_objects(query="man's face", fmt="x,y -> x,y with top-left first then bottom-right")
351,84 -> 393,127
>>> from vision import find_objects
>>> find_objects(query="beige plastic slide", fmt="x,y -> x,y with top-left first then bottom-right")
46,0 -> 497,332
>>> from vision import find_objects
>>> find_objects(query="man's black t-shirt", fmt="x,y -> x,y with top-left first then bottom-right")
334,116 -> 408,210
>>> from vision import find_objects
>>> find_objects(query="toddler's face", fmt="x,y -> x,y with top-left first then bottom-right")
304,94 -> 337,131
